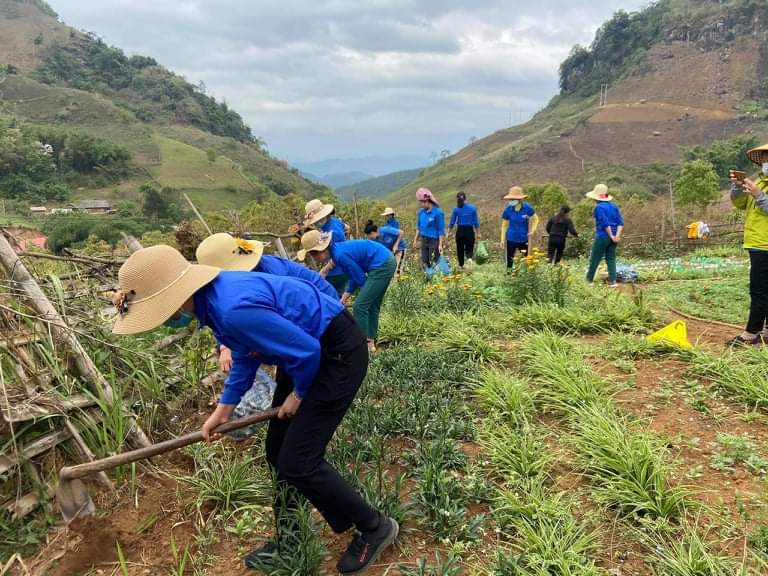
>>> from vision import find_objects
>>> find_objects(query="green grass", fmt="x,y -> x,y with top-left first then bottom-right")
150,136 -> 247,190
644,276 -> 749,325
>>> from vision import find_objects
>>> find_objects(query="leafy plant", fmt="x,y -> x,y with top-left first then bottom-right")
400,553 -> 463,576
709,433 -> 768,476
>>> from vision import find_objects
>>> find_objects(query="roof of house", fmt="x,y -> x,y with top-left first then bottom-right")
74,200 -> 111,209
29,206 -> 47,211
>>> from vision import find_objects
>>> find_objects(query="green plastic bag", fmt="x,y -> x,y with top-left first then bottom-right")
474,240 -> 489,265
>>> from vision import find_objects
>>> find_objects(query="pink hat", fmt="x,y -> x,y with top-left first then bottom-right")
416,187 -> 439,206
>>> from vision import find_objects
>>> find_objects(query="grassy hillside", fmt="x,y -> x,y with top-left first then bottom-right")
391,0 -> 768,210
0,0 -> 322,213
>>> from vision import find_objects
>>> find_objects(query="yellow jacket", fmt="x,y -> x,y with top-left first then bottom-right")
731,176 -> 768,250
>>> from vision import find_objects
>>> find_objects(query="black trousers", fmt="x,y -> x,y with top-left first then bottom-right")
746,249 -> 768,334
265,310 -> 378,534
421,236 -> 440,269
455,226 -> 475,267
506,241 -> 528,268
547,237 -> 566,264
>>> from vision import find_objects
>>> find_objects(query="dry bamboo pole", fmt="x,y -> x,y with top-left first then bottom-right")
0,229 -> 150,448
183,193 -> 213,236
121,233 -> 143,254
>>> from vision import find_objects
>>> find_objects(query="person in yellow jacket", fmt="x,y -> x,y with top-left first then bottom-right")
500,186 -> 539,270
729,143 -> 768,346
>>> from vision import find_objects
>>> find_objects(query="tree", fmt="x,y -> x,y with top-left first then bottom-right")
141,183 -> 171,222
674,160 -> 721,208
524,182 -> 570,219
206,149 -> 217,165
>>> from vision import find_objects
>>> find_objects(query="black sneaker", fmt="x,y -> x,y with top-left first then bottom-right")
337,516 -> 399,574
243,541 -> 278,570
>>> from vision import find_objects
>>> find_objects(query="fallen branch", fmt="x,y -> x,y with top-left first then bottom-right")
21,252 -> 123,266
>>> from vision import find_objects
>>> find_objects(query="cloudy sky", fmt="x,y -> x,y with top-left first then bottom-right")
51,0 -> 648,164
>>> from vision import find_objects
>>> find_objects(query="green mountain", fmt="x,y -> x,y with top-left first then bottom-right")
337,168 -> 423,199
0,0 -> 323,212
391,0 -> 768,210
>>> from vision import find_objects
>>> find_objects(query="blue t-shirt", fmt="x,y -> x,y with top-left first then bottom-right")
449,203 -> 480,229
193,272 -> 344,402
501,202 -> 535,243
417,206 -> 446,239
255,254 -> 337,299
321,217 -> 346,277
385,216 -> 407,251
593,202 -> 624,240
376,225 -> 401,251
330,240 -> 395,293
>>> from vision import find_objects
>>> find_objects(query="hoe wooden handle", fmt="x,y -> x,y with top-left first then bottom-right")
59,408 -> 279,481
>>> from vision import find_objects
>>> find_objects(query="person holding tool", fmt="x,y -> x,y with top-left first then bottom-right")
500,186 -> 537,270
413,187 -> 445,273
303,199 -> 350,296
585,184 -> 624,287
298,230 -> 397,353
729,146 -> 768,346
381,207 -> 407,273
448,191 -> 480,273
195,232 -> 337,372
111,245 -> 398,574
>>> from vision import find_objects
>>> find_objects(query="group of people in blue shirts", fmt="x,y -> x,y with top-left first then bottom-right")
107,182 -> 625,574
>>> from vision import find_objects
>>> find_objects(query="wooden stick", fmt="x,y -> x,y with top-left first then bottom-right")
121,233 -> 143,254
21,252 -> 122,266
63,418 -> 114,491
0,229 -> 150,448
183,193 -> 213,236
666,306 -> 743,330
273,237 -> 289,259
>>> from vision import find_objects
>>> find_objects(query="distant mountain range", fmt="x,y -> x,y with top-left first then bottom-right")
294,155 -> 429,190
337,168 -> 424,199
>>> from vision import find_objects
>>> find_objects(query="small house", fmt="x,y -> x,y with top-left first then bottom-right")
29,206 -> 47,216
74,200 -> 112,214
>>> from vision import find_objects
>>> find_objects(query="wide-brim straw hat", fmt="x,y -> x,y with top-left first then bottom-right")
196,232 -> 264,271
112,245 -> 220,335
585,183 -> 613,202
746,144 -> 768,166
303,198 -> 335,226
381,207 -> 396,217
297,230 -> 332,261
503,186 -> 527,200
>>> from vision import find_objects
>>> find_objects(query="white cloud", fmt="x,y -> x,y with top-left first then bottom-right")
50,0 -> 649,161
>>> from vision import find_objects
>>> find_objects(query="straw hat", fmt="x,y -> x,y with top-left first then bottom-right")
196,233 -> 264,271
112,245 -> 219,335
746,143 -> 768,166
303,198 -> 335,226
297,230 -> 332,261
503,186 -> 527,200
585,183 -> 613,202
381,207 -> 396,217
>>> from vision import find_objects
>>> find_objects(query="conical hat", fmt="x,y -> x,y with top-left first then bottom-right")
746,143 -> 768,166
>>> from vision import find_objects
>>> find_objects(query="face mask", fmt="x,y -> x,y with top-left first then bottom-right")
762,163 -> 768,176
508,200 -> 519,208
164,310 -> 194,329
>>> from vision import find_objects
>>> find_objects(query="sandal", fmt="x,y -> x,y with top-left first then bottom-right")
728,335 -> 762,347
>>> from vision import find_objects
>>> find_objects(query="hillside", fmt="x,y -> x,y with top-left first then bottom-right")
391,0 -> 768,210
0,0 -> 321,212
337,168 -> 423,199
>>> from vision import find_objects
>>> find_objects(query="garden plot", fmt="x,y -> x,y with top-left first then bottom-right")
10,256 -> 768,575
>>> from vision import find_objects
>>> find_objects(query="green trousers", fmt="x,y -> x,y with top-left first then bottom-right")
586,236 -> 617,283
327,273 -> 349,297
353,256 -> 396,340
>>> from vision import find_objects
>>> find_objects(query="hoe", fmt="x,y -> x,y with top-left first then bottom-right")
56,408 -> 279,522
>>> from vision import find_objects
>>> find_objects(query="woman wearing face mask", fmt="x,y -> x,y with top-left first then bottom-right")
381,207 -> 407,273
413,188 -> 446,272
303,199 -> 351,297
112,246 -> 398,574
500,186 -> 536,270
728,145 -> 768,346
448,192 -> 480,273
196,232 -> 338,372
298,230 -> 397,353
